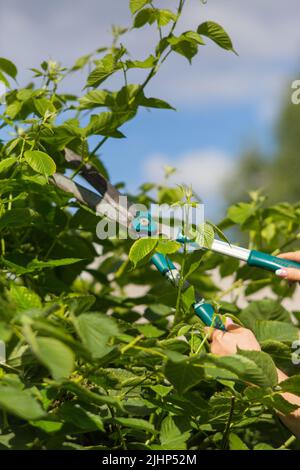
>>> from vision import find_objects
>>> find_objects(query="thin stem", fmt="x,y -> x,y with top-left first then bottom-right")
120,334 -> 143,354
90,136 -> 109,156
279,434 -> 296,450
221,395 -> 235,449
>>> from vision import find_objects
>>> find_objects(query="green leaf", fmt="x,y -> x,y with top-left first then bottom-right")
205,353 -> 274,387
239,299 -> 291,331
75,312 -> 119,358
33,337 -> 75,380
135,323 -> 164,338
156,9 -> 177,27
71,54 -> 91,71
86,53 -> 119,88
86,67 -> 113,88
79,90 -> 111,109
0,208 -> 37,232
9,285 -> 42,310
57,402 -> 104,432
0,58 -> 17,79
0,157 -> 17,174
183,250 -> 204,280
207,220 -> 231,244
112,417 -> 155,434
24,150 -> 56,176
138,95 -> 175,110
252,320 -> 299,343
130,0 -> 150,15
61,380 -> 123,411
34,97 -> 56,117
197,21 -> 235,52
238,350 -> 278,387
86,112 -> 125,137
126,55 -> 157,69
195,222 -> 215,248
164,357 -> 204,394
183,31 -> 205,45
133,8 -> 156,28
159,416 -> 191,450
227,202 -> 257,225
279,375 -> 300,396
27,258 -> 83,271
0,70 -> 9,87
0,383 -> 45,421
156,240 -> 181,255
229,433 -> 249,450
129,238 -> 158,268
168,35 -> 198,63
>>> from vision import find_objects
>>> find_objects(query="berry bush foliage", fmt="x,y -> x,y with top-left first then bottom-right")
0,0 -> 299,450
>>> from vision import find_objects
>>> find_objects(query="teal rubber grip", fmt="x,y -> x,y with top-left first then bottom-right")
194,302 -> 225,331
248,250 -> 300,273
151,253 -> 176,275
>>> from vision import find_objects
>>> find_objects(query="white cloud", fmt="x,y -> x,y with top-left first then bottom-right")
143,148 -> 234,218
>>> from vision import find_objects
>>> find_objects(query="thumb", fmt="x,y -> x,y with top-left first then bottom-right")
204,326 -> 224,341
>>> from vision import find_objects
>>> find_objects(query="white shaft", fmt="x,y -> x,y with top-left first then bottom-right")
211,239 -> 250,261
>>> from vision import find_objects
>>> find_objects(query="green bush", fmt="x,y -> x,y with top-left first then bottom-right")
0,0 -> 299,450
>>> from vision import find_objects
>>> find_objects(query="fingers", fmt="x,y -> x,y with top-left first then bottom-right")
275,268 -> 300,282
204,318 -> 237,340
277,252 -> 300,262
204,326 -> 224,341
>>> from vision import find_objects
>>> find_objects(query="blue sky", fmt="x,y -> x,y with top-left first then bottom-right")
1,0 -> 300,219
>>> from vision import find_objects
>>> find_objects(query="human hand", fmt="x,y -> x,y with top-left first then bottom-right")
205,319 -> 261,356
276,251 -> 300,282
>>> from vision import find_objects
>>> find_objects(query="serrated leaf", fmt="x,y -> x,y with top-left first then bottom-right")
130,0 -> 150,15
197,21 -> 235,52
75,312 -> 119,358
156,240 -> 181,255
195,222 -> 214,248
238,350 -> 278,387
229,433 -> 249,450
33,337 -> 75,380
0,383 -> 45,421
0,208 -> 37,232
0,157 -> 17,174
159,416 -> 191,450
164,357 -> 204,394
279,375 -> 300,396
0,58 -> 17,79
129,238 -> 158,268
112,417 -> 155,433
24,150 -> 56,176
9,285 -> 42,310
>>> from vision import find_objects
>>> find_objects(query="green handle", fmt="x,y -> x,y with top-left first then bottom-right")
248,250 -> 300,273
194,302 -> 225,331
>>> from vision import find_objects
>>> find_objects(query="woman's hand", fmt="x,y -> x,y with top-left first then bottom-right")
276,251 -> 300,281
205,319 -> 300,439
205,319 -> 261,356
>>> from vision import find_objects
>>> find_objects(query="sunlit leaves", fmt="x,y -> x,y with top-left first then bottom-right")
0,58 -> 17,83
129,238 -> 158,268
130,0 -> 150,15
75,312 -> 119,358
0,381 -> 45,421
197,21 -> 236,53
24,150 -> 56,176
34,337 -> 75,380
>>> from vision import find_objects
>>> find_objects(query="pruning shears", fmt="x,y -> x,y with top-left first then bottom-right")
52,149 -> 300,331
